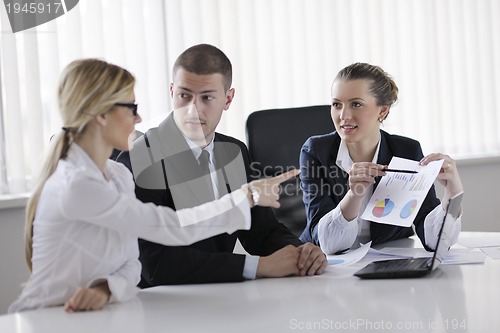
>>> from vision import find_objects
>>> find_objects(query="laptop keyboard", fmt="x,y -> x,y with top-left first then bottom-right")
375,258 -> 431,272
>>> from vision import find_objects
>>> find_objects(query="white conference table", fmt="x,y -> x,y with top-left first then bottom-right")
1,232 -> 499,333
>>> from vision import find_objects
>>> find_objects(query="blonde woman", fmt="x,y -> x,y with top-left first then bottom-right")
9,59 -> 297,313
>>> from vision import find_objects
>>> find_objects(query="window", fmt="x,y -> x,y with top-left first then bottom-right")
1,0 -> 499,196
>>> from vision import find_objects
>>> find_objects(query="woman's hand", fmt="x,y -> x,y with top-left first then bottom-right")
243,169 -> 300,208
348,162 -> 386,198
64,282 -> 111,312
337,162 -> 386,221
420,153 -> 464,200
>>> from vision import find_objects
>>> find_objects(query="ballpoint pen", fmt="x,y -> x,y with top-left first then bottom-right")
382,168 -> 418,174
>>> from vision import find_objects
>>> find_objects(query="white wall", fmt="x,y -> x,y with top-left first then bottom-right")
0,207 -> 30,314
0,158 -> 498,314
452,158 -> 500,232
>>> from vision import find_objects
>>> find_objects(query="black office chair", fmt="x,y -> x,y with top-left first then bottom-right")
246,105 -> 333,236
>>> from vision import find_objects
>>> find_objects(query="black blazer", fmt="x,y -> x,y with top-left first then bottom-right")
298,130 -> 440,251
116,114 -> 302,286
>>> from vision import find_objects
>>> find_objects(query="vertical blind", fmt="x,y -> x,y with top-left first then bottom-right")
0,0 -> 499,195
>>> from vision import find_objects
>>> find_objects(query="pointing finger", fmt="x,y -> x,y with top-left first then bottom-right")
271,169 -> 300,185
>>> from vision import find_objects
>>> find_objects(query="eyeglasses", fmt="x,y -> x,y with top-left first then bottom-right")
114,103 -> 138,117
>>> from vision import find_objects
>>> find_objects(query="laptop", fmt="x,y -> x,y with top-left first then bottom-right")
354,192 -> 463,279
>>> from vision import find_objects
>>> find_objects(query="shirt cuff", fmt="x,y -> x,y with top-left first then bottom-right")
88,276 -> 139,304
318,206 -> 359,255
424,204 -> 462,250
320,205 -> 357,230
242,255 -> 259,280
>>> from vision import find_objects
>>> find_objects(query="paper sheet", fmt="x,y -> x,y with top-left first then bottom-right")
481,247 -> 500,259
458,233 -> 500,248
327,242 -> 372,266
327,242 -> 486,268
369,247 -> 429,259
361,157 -> 443,227
443,250 -> 487,264
374,247 -> 486,265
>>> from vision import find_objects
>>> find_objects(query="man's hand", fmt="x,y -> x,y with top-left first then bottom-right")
297,243 -> 327,276
256,245 -> 300,278
256,243 -> 327,278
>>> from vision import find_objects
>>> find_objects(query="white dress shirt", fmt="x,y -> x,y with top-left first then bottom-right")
186,136 -> 220,199
317,139 -> 462,255
184,136 -> 259,279
9,143 -> 251,312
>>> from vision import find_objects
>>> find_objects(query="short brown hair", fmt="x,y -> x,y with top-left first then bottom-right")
173,44 -> 232,91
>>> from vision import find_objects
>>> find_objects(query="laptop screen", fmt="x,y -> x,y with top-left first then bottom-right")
430,192 -> 464,269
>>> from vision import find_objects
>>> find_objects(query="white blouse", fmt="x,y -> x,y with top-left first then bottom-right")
9,144 -> 250,312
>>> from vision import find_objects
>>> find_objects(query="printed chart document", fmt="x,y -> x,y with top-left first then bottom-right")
361,157 -> 443,227
327,242 -> 372,266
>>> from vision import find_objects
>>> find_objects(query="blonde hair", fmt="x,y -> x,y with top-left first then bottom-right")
24,59 -> 135,270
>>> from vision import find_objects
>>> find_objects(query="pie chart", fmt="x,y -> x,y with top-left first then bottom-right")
400,199 -> 418,219
372,198 -> 395,218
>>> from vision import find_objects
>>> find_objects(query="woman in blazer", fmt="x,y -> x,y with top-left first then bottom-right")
299,63 -> 464,255
9,59 -> 297,313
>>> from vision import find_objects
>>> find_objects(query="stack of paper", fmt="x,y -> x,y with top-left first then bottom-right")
373,247 -> 486,265
459,233 -> 500,260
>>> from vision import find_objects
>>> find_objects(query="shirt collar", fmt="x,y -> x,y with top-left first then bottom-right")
184,135 -> 216,160
68,143 -> 113,181
336,134 -> 382,172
